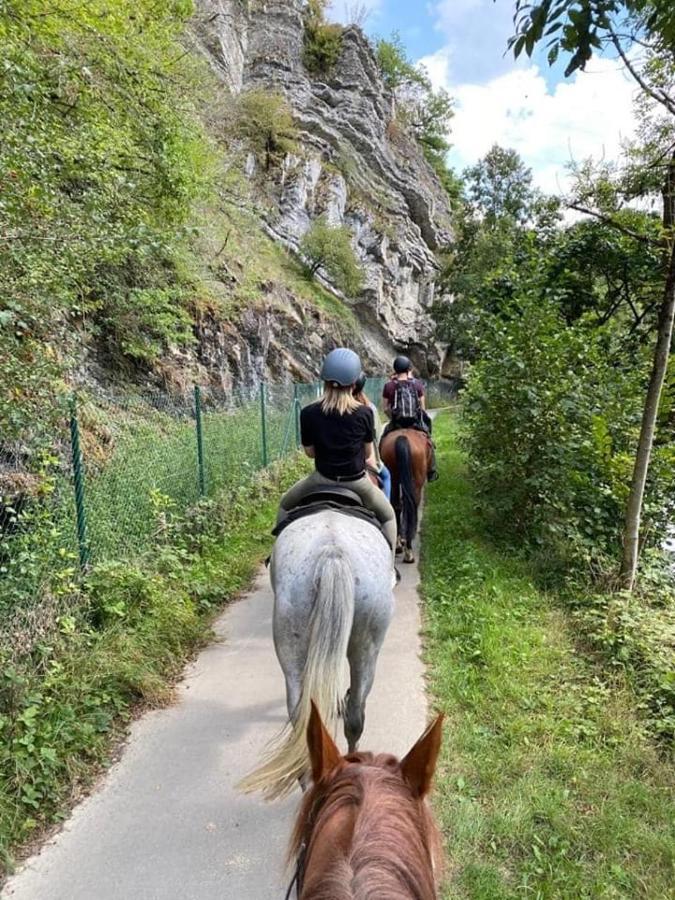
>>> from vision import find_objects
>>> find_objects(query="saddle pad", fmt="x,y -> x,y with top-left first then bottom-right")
272,501 -> 386,540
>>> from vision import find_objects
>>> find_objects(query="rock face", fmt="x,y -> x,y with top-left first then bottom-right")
193,0 -> 453,376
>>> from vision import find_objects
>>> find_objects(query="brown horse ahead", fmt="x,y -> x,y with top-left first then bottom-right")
288,701 -> 444,900
380,429 -> 432,563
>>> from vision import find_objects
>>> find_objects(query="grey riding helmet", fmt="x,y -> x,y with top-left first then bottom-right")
393,355 -> 412,373
321,348 -> 362,386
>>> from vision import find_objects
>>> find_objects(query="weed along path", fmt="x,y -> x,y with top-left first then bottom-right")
2,549 -> 427,898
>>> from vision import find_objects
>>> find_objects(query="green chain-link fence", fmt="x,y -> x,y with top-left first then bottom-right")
0,377 -> 455,619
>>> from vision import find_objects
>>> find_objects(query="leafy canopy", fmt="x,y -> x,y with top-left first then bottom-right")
375,32 -> 456,197
300,218 -> 364,296
0,0 -> 213,441
510,0 -> 675,75
303,0 -> 344,74
235,91 -> 297,169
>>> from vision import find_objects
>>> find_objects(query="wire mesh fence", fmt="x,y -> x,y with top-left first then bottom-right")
1,377 -> 455,617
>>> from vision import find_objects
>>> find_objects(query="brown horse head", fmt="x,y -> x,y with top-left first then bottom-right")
380,429 -> 432,563
290,701 -> 444,899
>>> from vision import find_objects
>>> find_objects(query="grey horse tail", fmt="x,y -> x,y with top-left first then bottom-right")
238,547 -> 355,800
395,434 -> 417,545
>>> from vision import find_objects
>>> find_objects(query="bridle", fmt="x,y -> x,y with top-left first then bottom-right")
284,842 -> 307,900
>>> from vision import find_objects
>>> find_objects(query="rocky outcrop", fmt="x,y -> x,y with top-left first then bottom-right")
193,0 -> 453,375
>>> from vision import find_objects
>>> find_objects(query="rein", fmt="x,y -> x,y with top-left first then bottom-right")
284,842 -> 307,900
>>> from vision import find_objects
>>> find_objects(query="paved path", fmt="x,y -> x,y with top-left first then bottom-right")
2,548 -> 427,899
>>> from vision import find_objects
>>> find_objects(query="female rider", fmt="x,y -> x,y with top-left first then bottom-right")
353,373 -> 392,501
277,348 -> 397,557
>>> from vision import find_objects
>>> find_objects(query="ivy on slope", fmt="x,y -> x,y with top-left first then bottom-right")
0,0 -> 212,442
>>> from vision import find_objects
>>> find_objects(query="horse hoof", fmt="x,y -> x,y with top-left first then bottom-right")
395,544 -> 404,555
403,551 -> 415,564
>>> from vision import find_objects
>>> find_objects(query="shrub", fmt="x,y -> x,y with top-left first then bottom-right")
300,217 -> 363,296
100,286 -> 195,364
462,291 -> 660,572
0,0 -> 213,443
303,0 -> 343,74
235,90 -> 297,169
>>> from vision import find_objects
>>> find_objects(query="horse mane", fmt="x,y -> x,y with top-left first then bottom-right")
290,752 -> 442,900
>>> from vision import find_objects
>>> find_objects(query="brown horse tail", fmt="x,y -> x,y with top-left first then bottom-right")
395,435 -> 418,546
238,546 -> 354,800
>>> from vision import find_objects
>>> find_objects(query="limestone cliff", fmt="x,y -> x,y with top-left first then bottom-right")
192,0 -> 453,376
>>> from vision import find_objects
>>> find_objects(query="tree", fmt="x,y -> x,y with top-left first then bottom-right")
464,145 -> 537,225
375,33 -> 456,198
235,90 -> 297,170
300,218 -> 364,296
509,0 -> 675,589
376,33 -> 429,93
435,146 -> 560,357
303,0 -> 343,74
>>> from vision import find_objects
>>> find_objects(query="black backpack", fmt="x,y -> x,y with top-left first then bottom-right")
391,380 -> 421,425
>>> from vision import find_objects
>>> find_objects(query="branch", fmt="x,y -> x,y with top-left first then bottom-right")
568,204 -> 659,246
609,29 -> 675,117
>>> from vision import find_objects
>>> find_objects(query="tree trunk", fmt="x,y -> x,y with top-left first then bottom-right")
620,157 -> 675,589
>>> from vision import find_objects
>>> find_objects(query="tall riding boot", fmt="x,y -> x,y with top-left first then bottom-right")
427,442 -> 439,482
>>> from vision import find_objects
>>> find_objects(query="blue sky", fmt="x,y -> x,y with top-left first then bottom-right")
328,0 -> 638,194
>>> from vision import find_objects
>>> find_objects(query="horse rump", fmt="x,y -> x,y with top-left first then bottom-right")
238,545 -> 355,800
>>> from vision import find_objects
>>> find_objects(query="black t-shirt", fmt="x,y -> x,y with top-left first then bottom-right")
301,402 -> 375,478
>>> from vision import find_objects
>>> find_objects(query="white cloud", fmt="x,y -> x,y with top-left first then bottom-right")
418,50 -> 638,194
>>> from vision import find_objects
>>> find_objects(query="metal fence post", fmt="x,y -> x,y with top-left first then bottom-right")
260,381 -> 269,467
69,395 -> 90,570
194,385 -> 206,496
293,384 -> 301,448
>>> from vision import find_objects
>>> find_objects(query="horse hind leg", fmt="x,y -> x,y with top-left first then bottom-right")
344,639 -> 380,753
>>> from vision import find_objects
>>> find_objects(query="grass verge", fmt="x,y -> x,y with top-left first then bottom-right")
421,413 -> 674,899
0,453 -> 308,878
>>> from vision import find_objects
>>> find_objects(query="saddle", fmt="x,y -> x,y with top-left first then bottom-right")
272,485 -> 385,540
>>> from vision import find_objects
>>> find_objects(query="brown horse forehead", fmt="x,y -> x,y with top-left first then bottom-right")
343,752 -> 400,770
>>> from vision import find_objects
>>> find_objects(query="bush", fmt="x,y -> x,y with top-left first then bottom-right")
462,291 -> 667,574
0,0 -> 214,443
100,286 -> 195,364
300,217 -> 363,296
235,90 -> 297,169
303,0 -> 343,74
0,453 -> 309,871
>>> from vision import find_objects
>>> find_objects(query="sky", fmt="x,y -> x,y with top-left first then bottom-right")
328,0 -> 639,195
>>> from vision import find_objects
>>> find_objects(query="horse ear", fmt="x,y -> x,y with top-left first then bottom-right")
307,699 -> 342,783
400,713 -> 444,798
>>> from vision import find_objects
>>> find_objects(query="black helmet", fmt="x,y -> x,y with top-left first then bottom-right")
321,347 -> 362,386
353,372 -> 367,394
393,355 -> 412,374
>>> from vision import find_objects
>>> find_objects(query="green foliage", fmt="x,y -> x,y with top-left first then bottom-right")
300,217 -> 364,296
462,292 -> 649,565
0,0 -> 214,442
509,0 -> 675,76
464,145 -> 537,225
435,145 -> 561,358
235,90 -> 298,169
101,287 -> 195,364
0,454 -> 309,872
436,141 -> 674,585
303,0 -> 343,74
422,414 -> 675,897
375,31 -> 457,199
375,32 -> 428,92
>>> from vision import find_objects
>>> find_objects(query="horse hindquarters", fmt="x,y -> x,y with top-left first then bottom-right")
240,545 -> 355,799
